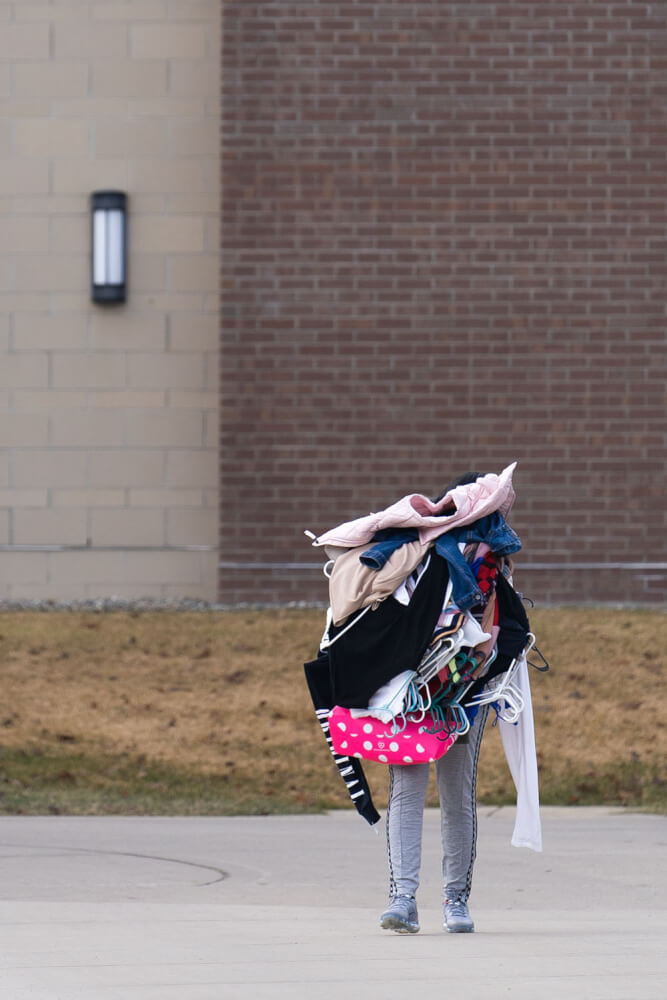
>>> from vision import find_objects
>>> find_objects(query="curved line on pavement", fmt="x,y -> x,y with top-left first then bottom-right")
0,842 -> 229,887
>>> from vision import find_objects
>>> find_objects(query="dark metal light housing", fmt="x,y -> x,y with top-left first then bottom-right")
91,190 -> 127,304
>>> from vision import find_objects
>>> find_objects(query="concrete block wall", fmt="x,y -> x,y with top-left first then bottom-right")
1,0 -> 220,600
221,1 -> 667,606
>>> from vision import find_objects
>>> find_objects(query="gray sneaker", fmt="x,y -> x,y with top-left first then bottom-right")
380,894 -> 420,934
443,897 -> 474,933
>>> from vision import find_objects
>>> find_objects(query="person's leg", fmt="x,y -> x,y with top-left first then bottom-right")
380,762 -> 430,933
435,704 -> 490,930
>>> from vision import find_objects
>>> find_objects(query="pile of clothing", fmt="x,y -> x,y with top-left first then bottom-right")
303,463 -> 548,851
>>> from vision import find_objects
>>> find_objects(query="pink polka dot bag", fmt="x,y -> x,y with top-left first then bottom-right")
328,705 -> 459,765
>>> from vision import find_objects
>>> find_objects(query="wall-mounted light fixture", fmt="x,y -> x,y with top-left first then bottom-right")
90,190 -> 127,305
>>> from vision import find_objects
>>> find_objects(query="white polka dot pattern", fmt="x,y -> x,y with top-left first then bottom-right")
328,706 -> 459,765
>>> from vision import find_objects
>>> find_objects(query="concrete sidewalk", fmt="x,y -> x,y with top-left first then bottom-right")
0,807 -> 665,999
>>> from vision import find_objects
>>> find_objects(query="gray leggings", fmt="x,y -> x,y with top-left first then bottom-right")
385,703 -> 489,903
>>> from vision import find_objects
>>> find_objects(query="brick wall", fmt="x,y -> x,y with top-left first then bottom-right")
1,0 -> 220,601
220,2 -> 667,606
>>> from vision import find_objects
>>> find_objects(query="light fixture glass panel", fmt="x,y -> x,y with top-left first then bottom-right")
93,210 -> 108,285
106,209 -> 124,285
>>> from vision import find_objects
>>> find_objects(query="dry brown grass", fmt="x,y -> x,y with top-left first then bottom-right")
478,606 -> 666,807
0,606 -> 665,814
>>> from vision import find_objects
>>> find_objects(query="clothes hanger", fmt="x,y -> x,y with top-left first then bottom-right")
464,634 -> 535,718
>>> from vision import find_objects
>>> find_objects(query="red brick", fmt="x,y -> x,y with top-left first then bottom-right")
220,1 -> 667,604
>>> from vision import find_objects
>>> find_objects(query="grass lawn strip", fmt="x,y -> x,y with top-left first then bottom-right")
0,608 -> 665,815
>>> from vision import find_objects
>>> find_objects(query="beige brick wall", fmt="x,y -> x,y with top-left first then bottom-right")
0,0 -> 220,601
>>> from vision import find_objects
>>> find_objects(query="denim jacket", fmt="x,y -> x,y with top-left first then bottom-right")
359,529 -> 419,569
360,513 -> 521,612
433,513 -> 521,610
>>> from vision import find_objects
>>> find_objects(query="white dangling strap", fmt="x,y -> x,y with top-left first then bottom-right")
320,602 -> 373,650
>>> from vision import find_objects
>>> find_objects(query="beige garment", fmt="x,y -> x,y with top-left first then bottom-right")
328,538 -> 430,626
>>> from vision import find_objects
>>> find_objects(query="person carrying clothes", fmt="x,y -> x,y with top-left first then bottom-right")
306,463 -> 540,935
380,472 -> 501,935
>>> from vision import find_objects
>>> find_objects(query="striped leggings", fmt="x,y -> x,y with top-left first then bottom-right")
385,703 -> 489,903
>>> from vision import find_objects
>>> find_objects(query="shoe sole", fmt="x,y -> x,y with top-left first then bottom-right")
444,922 -> 474,933
380,915 -> 420,934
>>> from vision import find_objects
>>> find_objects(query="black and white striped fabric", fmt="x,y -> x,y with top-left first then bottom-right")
304,654 -> 381,826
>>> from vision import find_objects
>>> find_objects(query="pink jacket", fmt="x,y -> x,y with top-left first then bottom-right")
312,463 -> 517,549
